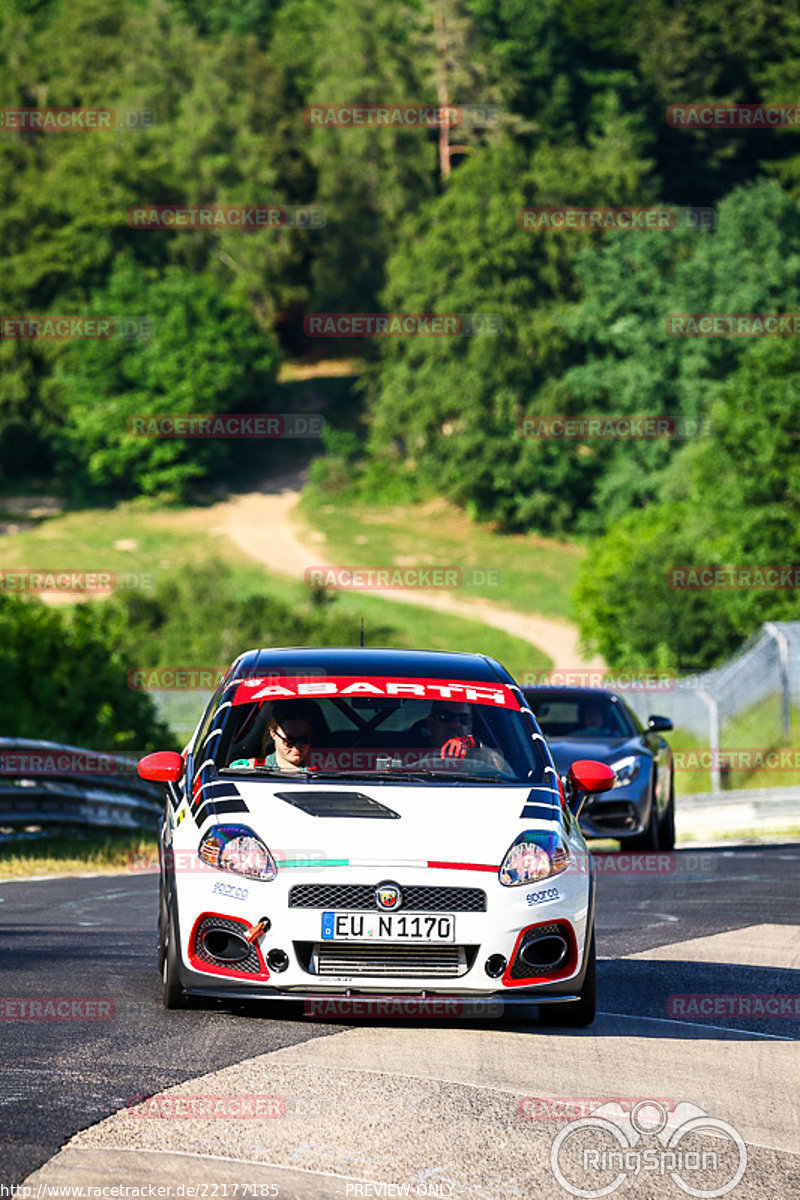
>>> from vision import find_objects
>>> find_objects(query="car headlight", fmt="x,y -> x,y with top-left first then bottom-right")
198,824 -> 277,881
499,830 -> 569,886
609,755 -> 642,789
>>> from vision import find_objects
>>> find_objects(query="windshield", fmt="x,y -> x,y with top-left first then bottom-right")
524,691 -> 632,738
203,674 -> 548,784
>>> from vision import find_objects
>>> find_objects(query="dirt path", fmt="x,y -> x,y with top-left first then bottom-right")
210,474 -> 605,671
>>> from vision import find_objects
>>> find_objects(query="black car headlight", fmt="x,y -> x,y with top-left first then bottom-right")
499,830 -> 570,886
198,824 -> 277,881
609,755 -> 642,789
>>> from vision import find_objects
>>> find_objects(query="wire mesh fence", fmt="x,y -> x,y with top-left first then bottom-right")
624,621 -> 800,791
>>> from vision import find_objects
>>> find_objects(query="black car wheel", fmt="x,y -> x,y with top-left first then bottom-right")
537,926 -> 596,1028
162,901 -> 187,1010
157,873 -> 168,973
659,775 -> 676,851
627,784 -> 660,851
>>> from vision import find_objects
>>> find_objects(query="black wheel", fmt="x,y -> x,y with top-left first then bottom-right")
627,785 -> 660,851
157,874 -> 168,974
538,926 -> 596,1028
162,902 -> 187,1010
659,775 -> 676,851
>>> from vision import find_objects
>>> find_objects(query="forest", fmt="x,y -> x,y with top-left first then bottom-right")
1,0 -> 798,685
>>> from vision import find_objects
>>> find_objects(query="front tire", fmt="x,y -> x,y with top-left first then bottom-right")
627,784 -> 660,851
537,927 -> 596,1028
162,902 -> 187,1010
659,776 -> 676,851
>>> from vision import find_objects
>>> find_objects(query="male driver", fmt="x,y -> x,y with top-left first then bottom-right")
426,702 -> 477,757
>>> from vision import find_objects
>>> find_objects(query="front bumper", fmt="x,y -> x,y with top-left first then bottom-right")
578,782 -> 649,839
170,862 -> 595,1003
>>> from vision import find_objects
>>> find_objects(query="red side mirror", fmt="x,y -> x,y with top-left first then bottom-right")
138,751 -> 185,783
569,759 -> 616,794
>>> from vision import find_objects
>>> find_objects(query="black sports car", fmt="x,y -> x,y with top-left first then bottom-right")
521,687 -> 675,850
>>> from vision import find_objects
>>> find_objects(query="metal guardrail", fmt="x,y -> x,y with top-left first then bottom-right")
0,738 -> 163,831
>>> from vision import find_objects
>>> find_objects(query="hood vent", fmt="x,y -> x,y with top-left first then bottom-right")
273,791 -> 400,819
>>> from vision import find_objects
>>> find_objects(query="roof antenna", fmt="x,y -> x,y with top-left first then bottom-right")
360,617 -> 365,647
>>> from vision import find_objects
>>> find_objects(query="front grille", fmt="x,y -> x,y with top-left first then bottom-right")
289,884 -> 486,912
301,942 -> 474,978
509,922 -> 571,980
193,915 -> 261,974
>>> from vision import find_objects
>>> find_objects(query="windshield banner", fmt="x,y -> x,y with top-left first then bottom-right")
232,675 -> 520,709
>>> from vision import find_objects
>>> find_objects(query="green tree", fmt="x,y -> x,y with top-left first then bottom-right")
51,257 -> 281,499
0,594 -> 173,749
575,337 -> 800,666
364,111 -> 655,531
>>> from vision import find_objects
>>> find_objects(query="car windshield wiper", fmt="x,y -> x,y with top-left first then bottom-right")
289,768 -> 515,784
220,766 -> 522,784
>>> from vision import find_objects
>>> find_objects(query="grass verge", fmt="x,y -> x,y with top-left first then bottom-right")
0,829 -> 158,879
670,696 -> 800,793
300,486 -> 584,621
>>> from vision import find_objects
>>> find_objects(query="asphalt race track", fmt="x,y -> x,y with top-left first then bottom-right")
2,846 -> 798,1199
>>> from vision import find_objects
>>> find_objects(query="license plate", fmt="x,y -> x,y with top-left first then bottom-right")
321,911 -> 455,943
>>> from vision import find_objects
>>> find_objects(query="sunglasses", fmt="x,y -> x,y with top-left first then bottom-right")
274,727 -> 312,747
433,711 -> 472,726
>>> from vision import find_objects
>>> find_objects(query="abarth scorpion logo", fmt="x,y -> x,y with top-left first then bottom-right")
376,883 -> 402,911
